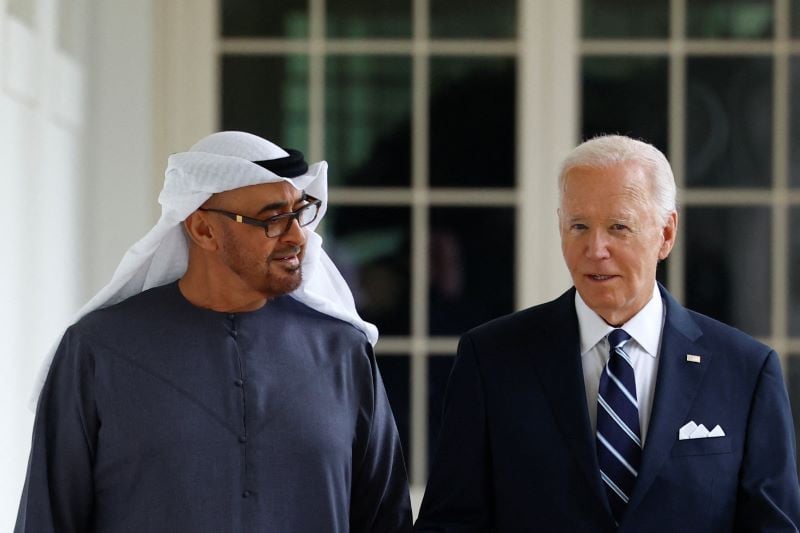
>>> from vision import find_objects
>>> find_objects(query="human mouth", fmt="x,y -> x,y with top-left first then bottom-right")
271,248 -> 302,268
586,274 -> 616,282
276,255 -> 299,267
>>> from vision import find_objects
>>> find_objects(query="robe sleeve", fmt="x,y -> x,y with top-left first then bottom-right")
15,327 -> 98,533
349,343 -> 413,533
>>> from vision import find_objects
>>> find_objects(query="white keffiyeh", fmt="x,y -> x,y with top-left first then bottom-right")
32,131 -> 377,407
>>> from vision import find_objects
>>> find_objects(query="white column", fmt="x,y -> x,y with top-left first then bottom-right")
516,0 -> 577,309
152,0 -> 217,174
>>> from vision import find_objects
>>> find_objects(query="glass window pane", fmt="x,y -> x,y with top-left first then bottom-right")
794,0 -> 800,37
685,207 -> 771,337
327,0 -> 411,38
790,58 -> 800,187
377,354 -> 410,468
221,0 -> 308,38
686,57 -> 772,188
582,0 -> 668,38
429,57 -> 516,187
582,56 -> 668,154
687,0 -> 773,39
430,0 -> 515,38
325,56 -> 411,187
788,208 -> 800,335
428,355 -> 455,472
221,55 -> 309,153
322,206 -> 411,335
429,207 -> 515,335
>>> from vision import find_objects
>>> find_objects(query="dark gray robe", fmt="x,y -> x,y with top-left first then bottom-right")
15,282 -> 412,532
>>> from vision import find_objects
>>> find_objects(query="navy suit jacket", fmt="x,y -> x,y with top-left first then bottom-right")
415,286 -> 800,532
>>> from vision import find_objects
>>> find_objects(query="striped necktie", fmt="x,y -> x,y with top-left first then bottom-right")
596,328 -> 641,523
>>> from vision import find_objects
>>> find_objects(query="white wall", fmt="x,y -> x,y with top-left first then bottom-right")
0,1 -> 85,527
1,0 -> 157,529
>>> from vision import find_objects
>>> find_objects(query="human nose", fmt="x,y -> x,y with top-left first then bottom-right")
280,216 -> 306,246
585,229 -> 611,259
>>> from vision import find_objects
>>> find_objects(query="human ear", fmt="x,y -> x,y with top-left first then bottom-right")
658,211 -> 678,260
183,211 -> 219,251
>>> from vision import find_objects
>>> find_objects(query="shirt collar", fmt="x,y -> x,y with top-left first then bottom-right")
575,283 -> 663,358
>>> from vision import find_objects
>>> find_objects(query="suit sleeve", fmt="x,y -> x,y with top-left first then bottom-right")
734,350 -> 800,532
349,343 -> 413,533
14,328 -> 97,533
414,333 -> 493,532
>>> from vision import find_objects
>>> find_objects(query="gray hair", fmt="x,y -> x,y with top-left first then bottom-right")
558,135 -> 677,223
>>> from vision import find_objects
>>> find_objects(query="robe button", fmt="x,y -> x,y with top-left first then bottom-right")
229,330 -> 238,338
242,490 -> 252,498
239,435 -> 247,443
234,379 -> 244,387
228,314 -> 235,320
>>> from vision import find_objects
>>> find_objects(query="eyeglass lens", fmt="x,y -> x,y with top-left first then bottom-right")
266,203 -> 319,237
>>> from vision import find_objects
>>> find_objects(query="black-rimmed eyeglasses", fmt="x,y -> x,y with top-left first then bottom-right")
198,195 -> 322,238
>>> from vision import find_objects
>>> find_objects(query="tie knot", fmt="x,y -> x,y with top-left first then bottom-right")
608,328 -> 631,350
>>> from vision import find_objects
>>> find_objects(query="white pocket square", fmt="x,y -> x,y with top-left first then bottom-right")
679,421 -> 725,440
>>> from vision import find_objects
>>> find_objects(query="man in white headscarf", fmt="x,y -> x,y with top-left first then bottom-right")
15,131 -> 412,532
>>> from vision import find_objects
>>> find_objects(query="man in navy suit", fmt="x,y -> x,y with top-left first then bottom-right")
415,135 -> 800,531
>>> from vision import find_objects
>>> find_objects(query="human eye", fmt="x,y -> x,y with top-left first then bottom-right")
570,223 -> 588,231
257,210 -> 276,221
262,211 -> 289,226
610,223 -> 630,232
260,212 -> 292,236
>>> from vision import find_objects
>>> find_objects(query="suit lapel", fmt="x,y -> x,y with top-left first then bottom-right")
626,286 -> 709,513
529,289 -> 611,515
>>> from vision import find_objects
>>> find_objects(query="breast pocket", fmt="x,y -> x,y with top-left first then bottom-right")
671,437 -> 732,457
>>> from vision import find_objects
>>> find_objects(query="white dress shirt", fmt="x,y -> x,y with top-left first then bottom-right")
577,283 -> 665,444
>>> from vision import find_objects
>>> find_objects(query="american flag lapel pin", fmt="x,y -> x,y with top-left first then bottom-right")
686,354 -> 702,364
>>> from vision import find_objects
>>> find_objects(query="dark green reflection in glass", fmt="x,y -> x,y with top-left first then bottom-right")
686,56 -> 772,188
221,55 -> 309,152
687,0 -> 773,38
327,0 -> 411,38
685,207 -> 771,337
430,0 -> 515,38
788,209 -> 800,334
429,207 -> 514,335
791,58 -> 800,187
429,57 -> 516,187
326,56 -> 411,187
582,0 -> 668,38
221,0 -> 308,37
582,56 -> 668,154
321,206 -> 411,336
794,0 -> 800,37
